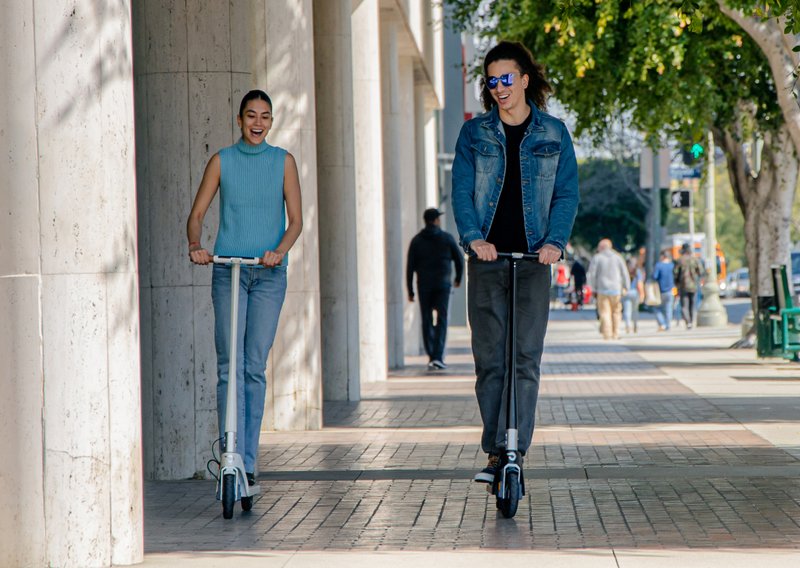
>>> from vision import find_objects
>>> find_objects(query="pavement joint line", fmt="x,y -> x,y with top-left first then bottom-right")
255,465 -> 800,482
261,423 -> 750,437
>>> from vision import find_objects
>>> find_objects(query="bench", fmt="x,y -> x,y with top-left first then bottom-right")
769,264 -> 800,361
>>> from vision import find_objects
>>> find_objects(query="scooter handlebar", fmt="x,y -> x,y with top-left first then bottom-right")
494,252 -> 541,261
212,255 -> 262,266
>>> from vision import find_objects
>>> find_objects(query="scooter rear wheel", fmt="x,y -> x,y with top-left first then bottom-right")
222,473 -> 236,519
497,470 -> 520,519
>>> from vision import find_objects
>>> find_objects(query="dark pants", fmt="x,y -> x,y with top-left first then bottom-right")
680,290 -> 697,325
468,258 -> 551,455
418,285 -> 451,362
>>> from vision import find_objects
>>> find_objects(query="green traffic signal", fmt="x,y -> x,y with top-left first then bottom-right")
690,143 -> 704,159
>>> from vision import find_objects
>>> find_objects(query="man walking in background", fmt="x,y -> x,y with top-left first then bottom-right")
587,238 -> 630,340
674,243 -> 704,329
407,208 -> 464,370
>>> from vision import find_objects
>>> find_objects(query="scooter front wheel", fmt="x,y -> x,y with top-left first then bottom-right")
222,473 -> 236,519
497,470 -> 520,518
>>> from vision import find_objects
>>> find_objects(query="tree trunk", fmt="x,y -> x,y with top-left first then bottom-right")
716,120 -> 798,300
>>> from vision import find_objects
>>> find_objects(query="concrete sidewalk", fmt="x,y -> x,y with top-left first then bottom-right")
142,309 -> 800,567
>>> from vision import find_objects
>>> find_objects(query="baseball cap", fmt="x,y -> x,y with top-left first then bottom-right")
423,208 -> 443,223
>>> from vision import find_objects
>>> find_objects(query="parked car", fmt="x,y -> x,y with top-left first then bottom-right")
723,268 -> 750,298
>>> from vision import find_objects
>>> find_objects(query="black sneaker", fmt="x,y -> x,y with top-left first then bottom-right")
431,360 -> 447,369
473,454 -> 500,483
246,472 -> 256,486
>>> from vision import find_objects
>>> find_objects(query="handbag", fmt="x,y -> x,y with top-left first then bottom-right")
644,281 -> 662,306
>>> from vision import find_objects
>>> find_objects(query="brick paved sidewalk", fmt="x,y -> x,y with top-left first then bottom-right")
144,310 -> 800,562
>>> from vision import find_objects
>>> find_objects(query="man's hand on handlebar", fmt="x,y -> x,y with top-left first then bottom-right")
470,239 -> 497,261
536,244 -> 561,265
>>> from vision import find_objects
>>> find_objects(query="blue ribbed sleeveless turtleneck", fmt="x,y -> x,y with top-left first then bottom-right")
214,138 -> 287,262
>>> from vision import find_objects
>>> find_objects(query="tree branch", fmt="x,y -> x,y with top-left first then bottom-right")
718,1 -> 800,154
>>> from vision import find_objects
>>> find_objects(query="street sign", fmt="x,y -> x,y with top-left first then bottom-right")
671,189 -> 691,208
669,166 -> 702,179
639,147 -> 671,189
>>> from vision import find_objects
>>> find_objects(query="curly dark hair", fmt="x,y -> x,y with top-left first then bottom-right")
480,41 -> 552,112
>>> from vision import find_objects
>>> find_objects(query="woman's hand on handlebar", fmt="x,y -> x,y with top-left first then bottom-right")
536,243 -> 561,265
470,239 -> 497,261
189,246 -> 213,265
261,250 -> 285,268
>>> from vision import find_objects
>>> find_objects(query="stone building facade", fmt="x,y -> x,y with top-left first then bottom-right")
0,0 -> 444,565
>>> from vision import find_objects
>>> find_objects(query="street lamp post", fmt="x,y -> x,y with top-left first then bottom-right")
697,130 -> 728,327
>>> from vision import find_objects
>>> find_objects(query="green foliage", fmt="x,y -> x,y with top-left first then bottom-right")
446,0 -> 781,144
572,159 -> 648,252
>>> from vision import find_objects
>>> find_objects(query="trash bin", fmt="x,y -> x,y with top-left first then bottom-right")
756,295 -> 783,358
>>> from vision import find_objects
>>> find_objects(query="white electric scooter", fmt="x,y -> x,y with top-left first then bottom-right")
213,255 -> 262,519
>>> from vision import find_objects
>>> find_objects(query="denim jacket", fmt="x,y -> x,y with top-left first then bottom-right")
451,102 -> 579,254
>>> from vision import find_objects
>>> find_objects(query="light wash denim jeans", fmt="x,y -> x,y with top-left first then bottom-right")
468,258 -> 551,455
621,289 -> 640,331
212,264 -> 287,472
655,292 -> 674,330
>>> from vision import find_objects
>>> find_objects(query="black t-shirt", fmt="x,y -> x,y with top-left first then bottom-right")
487,112 -> 532,253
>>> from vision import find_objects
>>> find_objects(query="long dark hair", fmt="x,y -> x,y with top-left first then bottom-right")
480,41 -> 552,112
238,89 -> 272,117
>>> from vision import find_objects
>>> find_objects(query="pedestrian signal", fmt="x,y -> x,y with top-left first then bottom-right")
670,189 -> 691,208
681,143 -> 705,165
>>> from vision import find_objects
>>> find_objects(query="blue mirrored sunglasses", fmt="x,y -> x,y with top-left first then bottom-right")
486,73 -> 515,90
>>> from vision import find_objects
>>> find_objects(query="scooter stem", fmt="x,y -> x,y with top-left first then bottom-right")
225,260 -> 241,451
506,257 -> 519,451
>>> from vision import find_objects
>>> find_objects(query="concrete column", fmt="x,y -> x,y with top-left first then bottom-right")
399,60 -> 422,358
382,19 -> 406,369
134,0 -> 253,479
252,0 -> 323,428
352,0 -> 389,383
313,0 -> 361,401
441,3 -> 467,325
1,2 -> 143,566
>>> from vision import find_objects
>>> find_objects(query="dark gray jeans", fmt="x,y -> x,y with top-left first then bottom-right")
468,258 -> 551,455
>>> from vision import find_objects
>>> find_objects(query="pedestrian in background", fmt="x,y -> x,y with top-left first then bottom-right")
570,257 -> 587,308
652,250 -> 676,331
622,256 -> 645,333
587,239 -> 630,340
674,243 -> 704,329
406,208 -> 464,370
451,40 -> 579,484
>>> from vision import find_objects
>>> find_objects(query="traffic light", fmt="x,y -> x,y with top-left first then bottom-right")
681,143 -> 705,165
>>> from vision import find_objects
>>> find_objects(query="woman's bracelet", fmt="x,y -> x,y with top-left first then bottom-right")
188,241 -> 201,251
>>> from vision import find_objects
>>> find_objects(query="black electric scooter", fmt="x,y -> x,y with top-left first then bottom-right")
491,251 -> 540,518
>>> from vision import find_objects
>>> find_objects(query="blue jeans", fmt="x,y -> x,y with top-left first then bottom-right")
621,289 -> 639,330
468,258 -> 551,455
655,292 -> 674,329
212,264 -> 287,472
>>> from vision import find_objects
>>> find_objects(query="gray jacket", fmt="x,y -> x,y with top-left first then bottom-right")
587,249 -> 630,296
